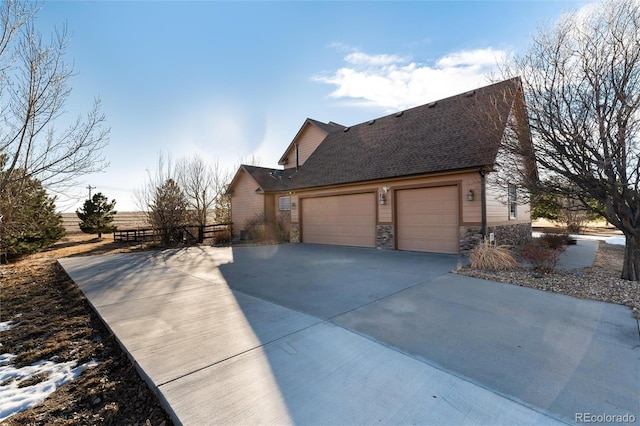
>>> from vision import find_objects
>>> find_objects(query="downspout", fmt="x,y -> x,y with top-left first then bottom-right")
480,168 -> 487,238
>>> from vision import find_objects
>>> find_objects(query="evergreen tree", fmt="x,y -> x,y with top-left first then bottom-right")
0,170 -> 65,259
149,179 -> 188,245
76,192 -> 117,239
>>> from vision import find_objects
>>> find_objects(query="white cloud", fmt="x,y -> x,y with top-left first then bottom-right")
314,47 -> 510,111
436,48 -> 507,68
344,52 -> 407,66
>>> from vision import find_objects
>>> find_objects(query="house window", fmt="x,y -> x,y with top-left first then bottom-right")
508,184 -> 517,219
279,196 -> 291,211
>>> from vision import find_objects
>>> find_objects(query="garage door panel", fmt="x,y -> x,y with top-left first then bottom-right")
397,186 -> 459,254
302,193 -> 375,248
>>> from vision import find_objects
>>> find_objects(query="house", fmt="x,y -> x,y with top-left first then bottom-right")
228,78 -> 533,254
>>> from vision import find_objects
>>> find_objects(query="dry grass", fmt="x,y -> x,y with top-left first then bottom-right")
1,236 -> 171,425
470,240 -> 518,271
61,211 -> 149,235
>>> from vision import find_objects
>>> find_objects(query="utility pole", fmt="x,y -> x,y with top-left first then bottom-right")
87,185 -> 96,199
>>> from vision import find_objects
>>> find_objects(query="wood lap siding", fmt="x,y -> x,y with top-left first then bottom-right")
282,124 -> 328,169
485,180 -> 531,225
230,171 -> 264,237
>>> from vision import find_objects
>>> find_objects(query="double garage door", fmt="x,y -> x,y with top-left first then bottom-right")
301,186 -> 459,254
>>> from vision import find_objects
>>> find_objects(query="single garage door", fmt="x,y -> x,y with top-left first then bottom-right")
396,185 -> 459,254
302,193 -> 375,247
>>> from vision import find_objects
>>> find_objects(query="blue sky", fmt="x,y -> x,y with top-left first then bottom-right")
36,1 -> 586,212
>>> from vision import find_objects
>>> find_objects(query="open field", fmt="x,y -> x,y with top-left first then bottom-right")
61,211 -> 149,235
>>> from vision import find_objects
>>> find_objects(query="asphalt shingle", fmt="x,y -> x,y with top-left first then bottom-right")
241,78 -> 522,192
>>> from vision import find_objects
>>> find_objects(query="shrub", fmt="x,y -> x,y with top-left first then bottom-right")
566,222 -> 582,233
520,239 -> 562,272
243,212 -> 290,243
470,240 -> 518,271
212,229 -> 231,245
540,233 -> 570,250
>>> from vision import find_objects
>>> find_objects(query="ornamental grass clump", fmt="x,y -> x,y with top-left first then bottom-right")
470,240 -> 518,271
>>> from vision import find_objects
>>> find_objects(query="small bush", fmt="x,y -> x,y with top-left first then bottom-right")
566,222 -> 582,233
520,239 -> 562,272
212,229 -> 231,245
540,233 -> 570,250
243,212 -> 290,243
470,240 -> 518,271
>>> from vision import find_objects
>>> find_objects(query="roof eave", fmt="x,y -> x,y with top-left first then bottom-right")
288,165 -> 494,192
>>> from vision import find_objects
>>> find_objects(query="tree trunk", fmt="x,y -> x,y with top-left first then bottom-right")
622,233 -> 640,281
98,231 -> 102,239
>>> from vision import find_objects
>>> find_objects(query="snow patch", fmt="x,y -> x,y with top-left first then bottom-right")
532,232 -> 625,246
0,353 -> 98,421
0,322 -> 18,332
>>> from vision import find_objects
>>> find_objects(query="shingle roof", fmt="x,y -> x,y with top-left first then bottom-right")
239,78 -> 523,192
236,165 -> 297,192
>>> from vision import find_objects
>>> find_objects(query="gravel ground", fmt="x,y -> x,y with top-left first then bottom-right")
458,242 -> 640,310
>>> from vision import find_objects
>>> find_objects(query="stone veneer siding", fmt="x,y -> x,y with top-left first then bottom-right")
459,223 -> 531,254
376,225 -> 395,249
487,223 -> 532,247
459,226 -> 483,255
289,224 -> 300,243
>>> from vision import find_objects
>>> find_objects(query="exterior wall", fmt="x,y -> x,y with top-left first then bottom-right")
485,174 -> 531,226
290,223 -> 300,243
230,171 -> 264,238
376,225 -> 395,249
281,124 -> 327,169
286,170 -> 483,252
487,223 -> 532,247
460,225 -> 483,254
232,167 -> 532,250
273,194 -> 292,223
484,169 -> 531,247
264,193 -> 276,223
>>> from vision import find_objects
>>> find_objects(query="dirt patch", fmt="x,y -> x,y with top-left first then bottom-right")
0,236 -> 172,425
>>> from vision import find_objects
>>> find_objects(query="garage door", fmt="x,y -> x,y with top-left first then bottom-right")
396,186 -> 459,254
302,193 -> 375,247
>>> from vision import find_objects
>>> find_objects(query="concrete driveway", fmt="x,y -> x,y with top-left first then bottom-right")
59,244 -> 639,425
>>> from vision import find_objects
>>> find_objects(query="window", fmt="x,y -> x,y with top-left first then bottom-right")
508,184 -> 517,219
279,196 -> 291,211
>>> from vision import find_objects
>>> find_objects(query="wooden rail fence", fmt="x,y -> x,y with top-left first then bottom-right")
113,223 -> 231,244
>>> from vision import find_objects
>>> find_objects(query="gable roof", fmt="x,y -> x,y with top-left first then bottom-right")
232,78 -> 525,193
277,118 -> 345,165
287,78 -> 523,190
228,165 -> 297,194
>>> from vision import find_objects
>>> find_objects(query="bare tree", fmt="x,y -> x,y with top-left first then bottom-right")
0,1 -> 109,195
501,0 -> 640,280
135,152 -> 174,220
175,156 -> 231,226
